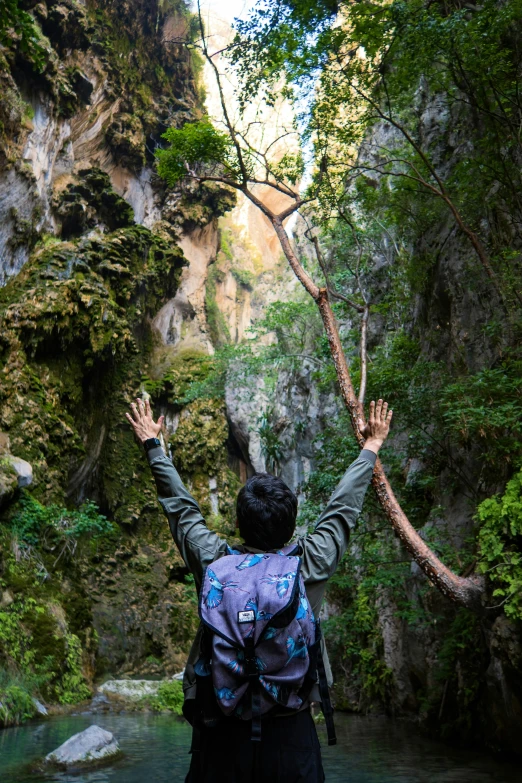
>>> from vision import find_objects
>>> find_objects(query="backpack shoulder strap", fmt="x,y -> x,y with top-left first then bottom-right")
314,619 -> 336,746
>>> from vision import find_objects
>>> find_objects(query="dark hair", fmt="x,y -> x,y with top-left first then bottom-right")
236,472 -> 298,550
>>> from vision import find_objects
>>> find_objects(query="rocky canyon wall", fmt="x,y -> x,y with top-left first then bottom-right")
0,0 -> 235,689
1,0 -> 521,756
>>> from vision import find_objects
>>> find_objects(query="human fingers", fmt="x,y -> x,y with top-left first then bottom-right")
126,411 -> 138,429
157,415 -> 165,431
369,400 -> 375,426
129,403 -> 139,423
381,401 -> 388,422
136,397 -> 145,418
375,399 -> 383,421
145,398 -> 151,418
386,408 -> 393,424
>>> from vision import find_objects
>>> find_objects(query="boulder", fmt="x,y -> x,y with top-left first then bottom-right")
0,452 -> 33,508
45,725 -> 120,768
98,679 -> 162,701
32,698 -> 48,717
97,673 -> 184,705
8,456 -> 33,488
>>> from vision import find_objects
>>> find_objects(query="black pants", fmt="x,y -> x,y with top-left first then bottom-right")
185,709 -> 325,783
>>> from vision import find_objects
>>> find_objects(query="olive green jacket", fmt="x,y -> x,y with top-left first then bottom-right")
147,446 -> 376,704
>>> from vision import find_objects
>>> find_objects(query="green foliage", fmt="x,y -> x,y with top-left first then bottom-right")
205,260 -> 231,347
9,492 -> 113,549
0,670 -> 39,727
146,679 -> 184,715
169,399 -> 228,475
431,608 -> 484,739
271,151 -> 305,185
220,230 -> 234,261
230,266 -> 254,290
476,468 -> 522,619
233,0 -> 522,306
255,411 -> 284,474
54,632 -> 91,704
366,333 -> 440,430
325,548 -> 400,708
441,353 -> 522,464
0,594 -> 91,709
247,299 -> 324,374
0,0 -> 48,72
142,350 -> 217,407
156,122 -> 236,186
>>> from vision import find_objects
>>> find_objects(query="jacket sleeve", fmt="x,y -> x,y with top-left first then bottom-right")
300,449 -> 376,585
147,446 -> 227,587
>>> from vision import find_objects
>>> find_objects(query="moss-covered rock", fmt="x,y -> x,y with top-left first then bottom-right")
0,458 -> 18,510
54,167 -> 135,238
170,398 -> 228,475
0,526 -> 95,708
105,113 -> 146,170
0,0 -> 239,720
0,172 -> 185,506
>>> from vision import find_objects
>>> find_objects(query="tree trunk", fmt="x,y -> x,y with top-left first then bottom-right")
272,218 -> 484,611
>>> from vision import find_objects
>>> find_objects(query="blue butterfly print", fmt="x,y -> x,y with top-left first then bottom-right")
236,553 -> 269,570
246,597 -> 273,622
296,592 -> 309,620
194,657 -> 211,676
243,597 -> 273,638
227,544 -> 242,555
205,568 -> 239,609
261,571 -> 297,598
215,687 -> 237,702
286,634 -> 308,662
259,676 -> 279,701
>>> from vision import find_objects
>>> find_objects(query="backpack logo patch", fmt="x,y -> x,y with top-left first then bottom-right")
237,610 -> 255,623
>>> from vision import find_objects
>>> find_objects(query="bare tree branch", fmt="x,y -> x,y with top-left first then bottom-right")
161,5 -> 487,611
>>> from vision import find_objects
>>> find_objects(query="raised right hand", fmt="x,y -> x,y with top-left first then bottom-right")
360,399 -> 393,454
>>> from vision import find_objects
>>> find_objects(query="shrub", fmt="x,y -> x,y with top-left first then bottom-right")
476,468 -> 522,620
9,492 -> 113,549
0,670 -> 42,727
148,679 -> 184,715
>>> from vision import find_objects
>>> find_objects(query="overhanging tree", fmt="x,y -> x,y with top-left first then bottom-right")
232,0 -> 522,308
157,0 -> 488,609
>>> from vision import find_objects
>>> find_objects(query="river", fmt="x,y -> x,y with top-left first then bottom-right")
0,713 -> 519,782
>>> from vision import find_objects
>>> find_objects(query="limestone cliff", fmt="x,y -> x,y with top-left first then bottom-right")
0,0 -> 234,699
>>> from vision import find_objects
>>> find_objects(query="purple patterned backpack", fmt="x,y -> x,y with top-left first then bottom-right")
195,544 -> 326,741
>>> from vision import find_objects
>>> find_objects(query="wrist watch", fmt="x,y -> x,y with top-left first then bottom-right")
143,437 -> 161,452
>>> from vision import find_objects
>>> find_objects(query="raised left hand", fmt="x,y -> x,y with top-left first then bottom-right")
126,398 -> 164,444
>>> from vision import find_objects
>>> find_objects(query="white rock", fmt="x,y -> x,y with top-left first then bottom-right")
45,725 -> 120,767
32,698 -> 48,716
98,679 -> 161,700
98,674 -> 184,700
7,456 -> 33,488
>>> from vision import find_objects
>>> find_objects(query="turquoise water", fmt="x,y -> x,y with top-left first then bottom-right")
0,712 -> 520,782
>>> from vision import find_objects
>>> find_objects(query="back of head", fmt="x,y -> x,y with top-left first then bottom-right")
236,472 -> 298,551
